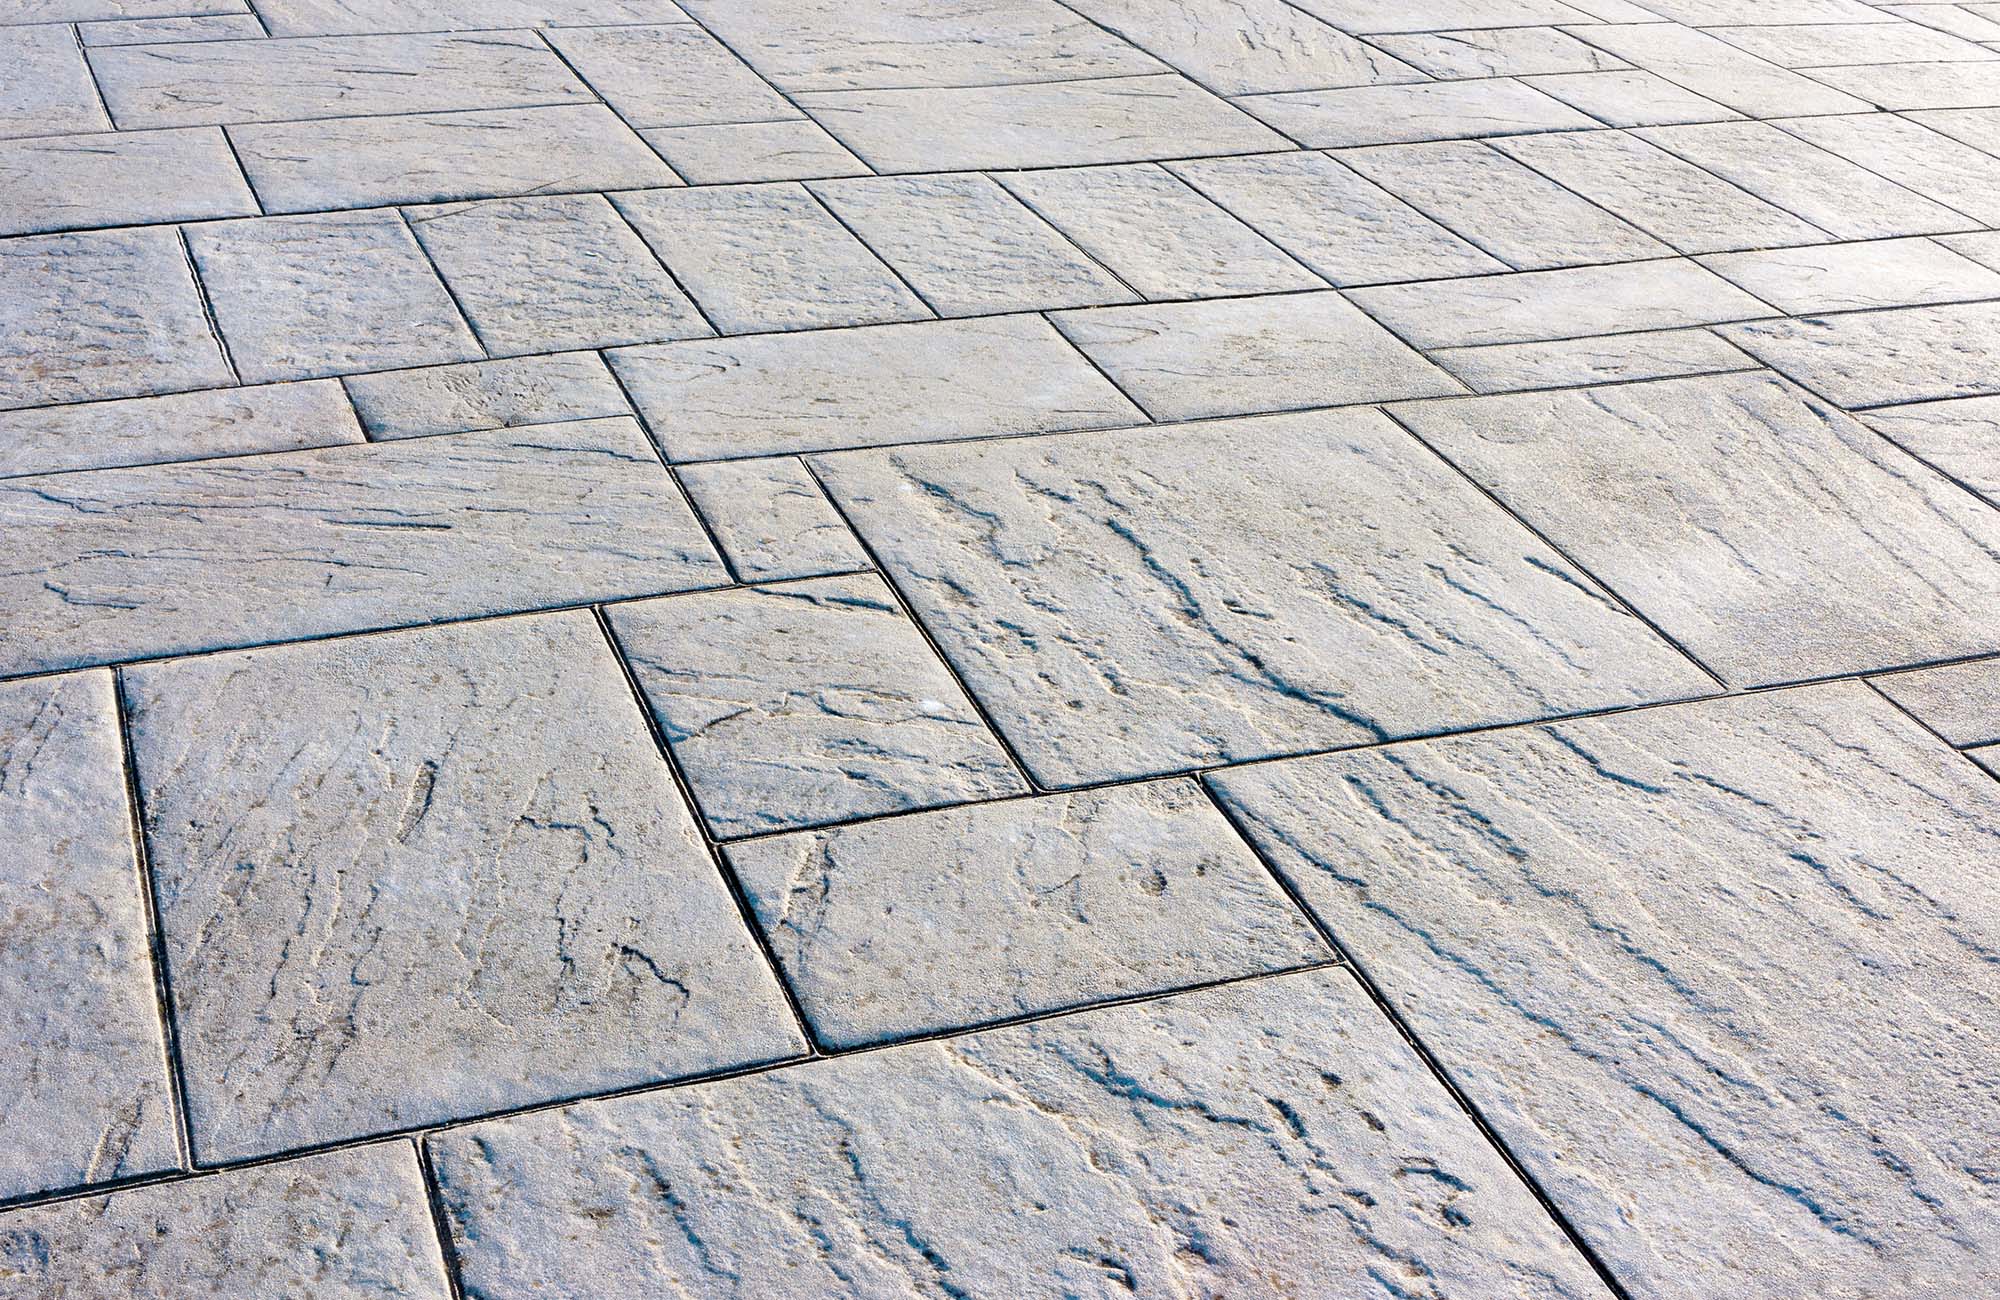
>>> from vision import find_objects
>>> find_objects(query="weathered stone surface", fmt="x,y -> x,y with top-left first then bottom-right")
0,378 -> 361,477
1776,111 -> 2000,226
7,0 -> 246,22
125,611 -> 802,1159
0,25 -> 111,140
1235,78 -> 1597,147
0,417 -> 723,676
1713,18 -> 1995,66
1059,0 -> 1420,94
1287,0 -> 1593,31
1813,59 -> 2000,110
610,315 -> 1140,459
640,120 -> 866,185
0,127 -> 256,237
1209,684 -> 2000,1300
1398,371 -> 2000,683
1524,68 -> 1741,126
1699,238 -> 2000,314
1375,25 -> 1625,78
1564,21 -> 1869,116
542,24 -> 795,128
250,0 -> 677,35
78,13 -> 265,44
431,970 -> 1612,1299
1722,300 -> 2000,407
1873,656 -> 2000,746
1863,395 -> 2000,503
1913,107 -> 2000,158
675,456 -> 869,581
341,352 -> 627,440
610,575 -> 1025,837
0,670 -> 176,1203
814,410 -> 1708,786
1433,327 -> 1756,394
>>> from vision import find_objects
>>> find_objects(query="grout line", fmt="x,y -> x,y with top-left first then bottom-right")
71,22 -> 119,132
795,181 -> 946,317
600,193 -> 727,338
395,208 -> 493,358
216,123 -> 268,216
593,346 -> 741,579
174,226 -> 242,386
412,1137 -> 469,1300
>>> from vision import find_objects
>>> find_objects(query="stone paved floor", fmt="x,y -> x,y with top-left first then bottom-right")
3,1 -> 1999,1297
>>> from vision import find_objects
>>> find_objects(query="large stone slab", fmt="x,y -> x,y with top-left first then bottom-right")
341,352 -> 627,441
1287,0 -> 1596,30
1235,78 -> 1597,147
1698,237 -> 2000,314
0,417 -> 723,676
0,378 -> 361,478
78,13 -> 266,44
0,24 -> 111,140
0,127 -> 256,237
1775,111 -> 2000,226
1873,656 -> 2000,746
1374,24 -> 1626,77
1721,300 -> 2000,407
1812,59 -> 2000,110
541,24 -> 795,128
1434,328 -> 1757,394
813,409 -> 1710,786
1209,684 -> 2000,1300
6,0 -> 249,22
1564,21 -> 1870,116
251,0 -> 676,35
1523,68 -> 1740,127
1058,0 -> 1420,94
124,611 -> 802,1160
675,457 -> 869,581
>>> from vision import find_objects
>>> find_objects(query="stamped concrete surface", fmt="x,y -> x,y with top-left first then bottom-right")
3,1 -> 1999,1296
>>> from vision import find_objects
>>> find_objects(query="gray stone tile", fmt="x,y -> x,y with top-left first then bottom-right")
0,127 -> 256,237
1564,21 -> 1871,117
1398,371 -> 2000,682
1374,25 -> 1626,78
88,30 -> 592,129
0,226 -> 231,411
1235,78 -> 1598,147
1208,683 -> 2000,1300
431,969 -> 1614,1299
0,417 -> 724,676
1433,326 -> 1757,393
1288,0 -> 1597,31
814,409 -> 1708,786
610,315 -> 1141,460
1775,111 -> 2000,226
0,670 -> 176,1203
1864,394 -> 2000,503
1700,238 -> 2000,314
676,456 -> 868,581
809,173 -> 1136,316
125,610 -> 801,1159
0,1143 -> 451,1298
342,352 -> 627,440
10,0 -> 246,22
639,119 -> 866,184
1,25 -> 111,141
230,104 -> 677,213
1057,0 -> 1422,95
609,575 -> 1025,837
1905,104 -> 2000,158
406,194 -> 707,356
542,23 -> 795,129
1722,300 -> 2000,406
794,74 -> 1287,173
1873,656 -> 2000,746
1623,0 -> 1879,19
0,379 -> 361,478
1713,20 -> 1997,66
252,0 -> 680,35
613,182 -> 929,333
995,162 -> 1323,300
78,13 -> 266,44
1524,68 -> 1742,126
186,209 -> 482,383
1168,151 -> 1506,285
1884,2 -> 2000,41
1812,59 -> 2000,109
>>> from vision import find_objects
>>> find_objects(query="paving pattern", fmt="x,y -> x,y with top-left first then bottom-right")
2,1 -> 1998,1296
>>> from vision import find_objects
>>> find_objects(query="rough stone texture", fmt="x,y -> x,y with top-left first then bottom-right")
341,352 -> 627,441
1698,238 -> 2000,314
1058,0 -> 1421,94
0,379 -> 362,478
1285,0 -> 1594,31
1563,21 -> 1870,117
1863,395 -> 2000,503
124,611 -> 803,1159
1776,111 -> 2000,227
1433,327 -> 1757,394
541,24 -> 795,128
1872,657 -> 2000,746
78,13 -> 266,44
1236,78 -> 1598,148
0,25 -> 111,140
675,456 -> 869,581
1723,300 -> 2000,407
640,120 -> 866,185
250,0 -> 678,35
814,410 -> 1709,786
1209,684 -> 2000,1300
1523,68 -> 1740,127
1374,25 -> 1626,78
0,127 -> 257,237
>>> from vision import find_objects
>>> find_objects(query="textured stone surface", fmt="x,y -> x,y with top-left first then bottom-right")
78,13 -> 265,44
1059,0 -> 1420,94
1286,0 -> 1594,30
0,24 -> 111,140
1872,657 -> 2000,746
1236,78 -> 1597,147
1722,300 -> 2000,407
1433,327 -> 1756,394
1863,395 -> 2000,503
640,120 -> 866,185
341,352 -> 627,441
1374,25 -> 1626,78
675,456 -> 869,581
250,0 -> 676,35
1524,68 -> 1740,127
1210,684 -> 2000,1300
125,612 -> 802,1159
814,410 -> 1708,785
0,127 -> 256,237
1776,111 -> 2000,226
1699,238 -> 2000,314
0,378 -> 361,478
1813,60 -> 2000,111
542,24 -> 794,128
1564,21 -> 1869,117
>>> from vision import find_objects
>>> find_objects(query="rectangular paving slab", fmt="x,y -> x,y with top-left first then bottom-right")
541,24 -> 795,128
1236,78 -> 1598,147
674,457 -> 870,581
1563,21 -> 1870,117
1863,394 -> 2000,504
340,352 -> 627,441
0,127 -> 256,237
1058,0 -> 1421,95
250,0 -> 677,35
1872,656 -> 2000,746
0,24 -> 112,140
1523,67 -> 1740,126
1434,327 -> 1757,393
1775,111 -> 2000,227
0,378 -> 362,478
639,120 -> 866,185
1698,237 -> 2000,314
1721,299 -> 2000,407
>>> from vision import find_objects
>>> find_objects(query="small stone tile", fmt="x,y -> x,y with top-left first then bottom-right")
1713,20 -> 1997,66
1287,0 -> 1594,30
186,209 -> 481,383
809,173 -> 1136,316
125,611 -> 802,1158
814,409 -> 1707,786
1721,300 -> 2000,406
1398,371 -> 2000,682
1434,327 -> 1757,393
639,120 -> 866,184
78,13 -> 266,44
0,126 -> 257,237
1235,78 -> 1597,147
0,418 -> 724,676
0,1143 -> 452,1298
1776,111 -> 2000,226
1700,238 -> 2000,314
230,104 -> 678,213
1209,684 -> 2000,1300
342,352 -> 627,440
429,970 -> 1613,1299
1374,25 -> 1626,78
613,182 -> 929,333
675,456 -> 868,582
0,670 -> 176,1203
253,0 -> 681,35
610,574 -> 1025,837
1564,21 -> 1870,117
1058,0 -> 1421,95
406,194 -> 707,356
1864,395 -> 2000,502
1812,59 -> 2000,109
542,23 -> 795,128
1,25 -> 111,140
0,379 -> 361,477
1873,656 -> 2000,746
1524,68 -> 1742,126
610,315 -> 1142,459
0,225 -> 231,411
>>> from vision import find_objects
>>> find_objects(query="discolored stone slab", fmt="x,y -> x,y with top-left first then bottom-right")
0,127 -> 256,237
541,24 -> 795,128
1234,78 -> 1596,147
1721,300 -> 2000,407
1864,395 -> 2000,503
1698,238 -> 2000,314
1433,327 -> 1757,394
0,379 -> 361,478
1564,21 -> 1869,117
341,352 -> 627,440
0,24 -> 111,140
1058,0 -> 1420,94
1523,68 -> 1740,127
640,120 -> 866,185
675,456 -> 868,582
1873,656 -> 2000,746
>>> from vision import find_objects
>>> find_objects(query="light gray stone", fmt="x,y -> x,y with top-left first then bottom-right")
1287,0 -> 1595,31
1209,683 -> 2000,1300
1,25 -> 111,140
1564,21 -> 1870,116
1776,111 -> 2000,226
1057,0 -> 1421,94
251,0 -> 680,35
613,183 -> 929,333
1235,78 -> 1597,147
675,456 -> 869,581
1938,228 -> 2000,276
1624,0 -> 1878,19
431,969 -> 1613,1299
609,574 -> 1025,837
186,209 -> 481,383
1906,105 -> 2000,159
0,127 -> 255,237
541,24 -> 795,128
610,315 -> 1141,459
1374,25 -> 1626,78
125,611 -> 802,1159
1722,300 -> 2000,407
0,1143 -> 451,1299
1523,68 -> 1741,126
342,352 -> 627,440
78,13 -> 265,44
1812,59 -> 2000,109
5,0 -> 247,21
0,417 -> 724,676
1398,371 -> 2000,682
813,409 -> 1708,786
639,120 -> 865,184
0,379 -> 362,478
0,670 -> 176,1203
1864,395 -> 2000,503
1873,656 -> 2000,746
1433,327 -> 1757,393
1713,19 -> 1996,66
1699,238 -> 2000,314
1884,2 -> 2000,41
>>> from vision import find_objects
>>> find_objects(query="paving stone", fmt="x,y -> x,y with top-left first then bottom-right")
995,162 -> 1322,299
675,456 -> 869,581
1883,1 -> 2000,41
1775,111 -> 2000,226
794,74 -> 1287,173
1863,394 -> 2000,502
809,173 -> 1137,316
1168,151 -> 1506,285
230,104 -> 677,213
1057,0 -> 1421,95
542,24 -> 795,129
78,13 -> 266,44
639,119 -> 866,184
1373,25 -> 1627,78
0,1143 -> 451,1298
431,969 -> 1614,1299
185,209 -> 481,383
610,315 -> 1141,459
0,127 -> 256,237
1236,77 -> 1597,146
0,225 -> 231,412
1699,238 -> 2000,314
1564,21 -> 1871,117
1712,19 -> 1997,66
1873,656 -> 2000,745
1287,0 -> 1597,31
1523,68 -> 1742,125
1208,683 -> 2000,1300
1624,0 -> 1879,19
251,0 -> 680,35
341,352 -> 627,440
1905,104 -> 2000,158
1812,59 -> 2000,109
609,575 -> 1025,837
1721,300 -> 2000,406
125,611 -> 800,1158
1398,371 -> 2000,682
89,30 -> 594,128
814,409 -> 1707,786
406,194 -> 707,356
613,182 -> 929,333
0,25 -> 112,140
1433,326 -> 1758,393
6,0 -> 249,21
0,417 -> 723,676
0,378 -> 361,478
0,670 -> 176,1204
